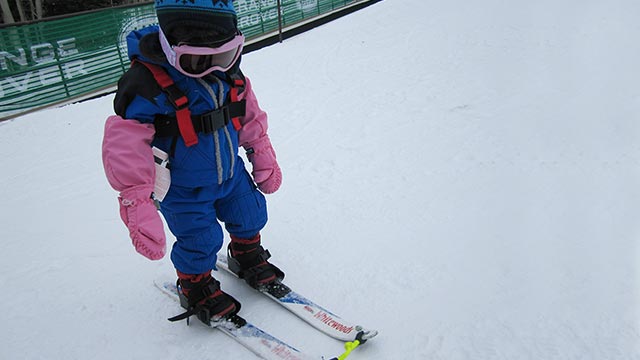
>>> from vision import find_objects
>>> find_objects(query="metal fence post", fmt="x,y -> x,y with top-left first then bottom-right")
277,0 -> 283,43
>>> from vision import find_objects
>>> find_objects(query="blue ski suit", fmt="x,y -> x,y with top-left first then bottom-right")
113,26 -> 268,274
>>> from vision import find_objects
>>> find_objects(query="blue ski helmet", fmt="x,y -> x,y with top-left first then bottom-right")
155,0 -> 238,44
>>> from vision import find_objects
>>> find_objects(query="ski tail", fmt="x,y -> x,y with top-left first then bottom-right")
155,280 -> 327,360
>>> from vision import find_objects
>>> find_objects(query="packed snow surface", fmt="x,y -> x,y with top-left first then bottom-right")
1,0 -> 639,359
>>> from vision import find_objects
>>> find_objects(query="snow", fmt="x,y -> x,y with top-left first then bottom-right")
1,0 -> 640,358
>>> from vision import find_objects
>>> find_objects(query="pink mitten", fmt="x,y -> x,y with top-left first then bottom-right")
103,115 -> 166,260
245,135 -> 282,194
118,185 -> 166,260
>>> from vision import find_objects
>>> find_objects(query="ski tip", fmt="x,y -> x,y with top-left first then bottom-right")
356,328 -> 379,343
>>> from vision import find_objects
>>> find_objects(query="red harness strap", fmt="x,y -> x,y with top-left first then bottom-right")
134,60 -> 199,147
230,78 -> 244,131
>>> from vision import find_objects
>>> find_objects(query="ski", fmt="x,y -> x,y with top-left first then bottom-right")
155,280 -> 333,360
217,254 -> 379,344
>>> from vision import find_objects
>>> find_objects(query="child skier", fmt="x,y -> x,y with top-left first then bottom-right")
102,0 -> 284,324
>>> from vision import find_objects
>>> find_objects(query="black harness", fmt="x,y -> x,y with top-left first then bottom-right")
133,60 -> 247,146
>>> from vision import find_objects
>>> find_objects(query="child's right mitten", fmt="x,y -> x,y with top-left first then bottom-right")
118,185 -> 166,260
102,115 -> 166,260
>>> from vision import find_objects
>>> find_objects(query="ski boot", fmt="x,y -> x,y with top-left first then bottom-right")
168,270 -> 241,326
227,233 -> 285,291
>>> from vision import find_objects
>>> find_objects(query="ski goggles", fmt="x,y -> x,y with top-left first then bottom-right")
159,29 -> 244,78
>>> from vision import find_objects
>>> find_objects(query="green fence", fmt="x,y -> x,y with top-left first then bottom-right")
0,0 -> 368,120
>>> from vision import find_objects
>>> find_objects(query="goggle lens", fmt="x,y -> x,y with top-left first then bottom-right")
160,30 -> 244,78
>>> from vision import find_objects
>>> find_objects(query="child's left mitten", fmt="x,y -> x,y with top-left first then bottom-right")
245,135 -> 282,194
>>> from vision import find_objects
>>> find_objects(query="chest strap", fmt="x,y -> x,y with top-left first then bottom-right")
154,100 -> 246,138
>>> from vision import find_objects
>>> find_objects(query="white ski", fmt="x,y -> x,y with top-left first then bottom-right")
155,280 -> 330,360
216,255 -> 379,343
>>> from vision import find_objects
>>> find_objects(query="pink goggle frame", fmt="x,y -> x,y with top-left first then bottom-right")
159,29 -> 245,78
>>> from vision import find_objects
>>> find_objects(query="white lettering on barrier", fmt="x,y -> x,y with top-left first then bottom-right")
2,60 -> 88,96
235,0 -> 278,14
56,38 -> 79,57
238,8 -> 280,29
63,60 -> 87,79
236,0 -> 323,30
4,72 -> 30,93
38,67 -> 60,86
236,0 -> 280,29
0,48 -> 27,70
30,43 -> 56,64
0,38 -> 85,98
1,38 -> 78,70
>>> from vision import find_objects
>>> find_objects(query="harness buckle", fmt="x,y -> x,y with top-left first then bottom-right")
198,106 -> 231,134
165,84 -> 189,109
222,105 -> 231,124
199,113 -> 214,134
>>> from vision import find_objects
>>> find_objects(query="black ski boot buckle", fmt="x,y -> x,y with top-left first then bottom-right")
227,247 -> 285,289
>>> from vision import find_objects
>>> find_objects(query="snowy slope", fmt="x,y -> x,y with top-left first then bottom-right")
1,0 -> 640,359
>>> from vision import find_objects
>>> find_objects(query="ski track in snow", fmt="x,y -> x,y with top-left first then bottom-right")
1,0 -> 640,359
